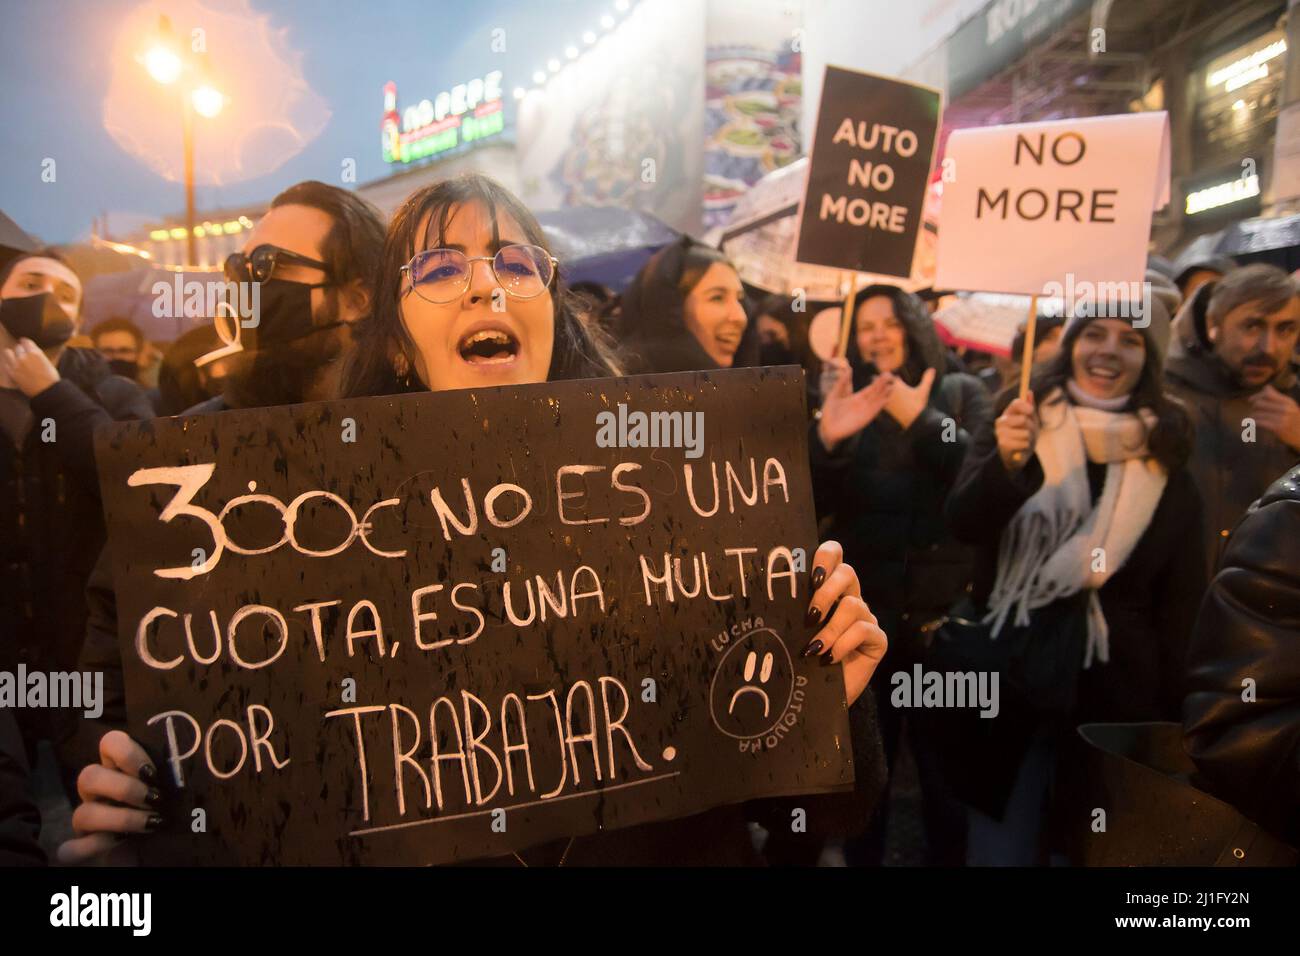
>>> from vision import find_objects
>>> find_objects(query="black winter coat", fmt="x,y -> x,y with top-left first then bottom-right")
0,347 -> 152,752
0,709 -> 43,866
812,372 -> 991,629
940,392 -> 1206,817
1183,465 -> 1300,846
810,288 -> 993,631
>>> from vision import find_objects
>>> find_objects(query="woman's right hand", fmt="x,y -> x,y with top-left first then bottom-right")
57,731 -> 163,864
817,357 -> 893,450
995,393 -> 1039,472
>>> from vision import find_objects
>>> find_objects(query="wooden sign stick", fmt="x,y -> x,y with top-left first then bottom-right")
1012,294 -> 1039,465
837,273 -> 858,357
1018,294 -> 1039,399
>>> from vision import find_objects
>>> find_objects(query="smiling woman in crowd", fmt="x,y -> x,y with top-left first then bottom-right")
613,235 -> 760,375
63,174 -> 888,867
941,300 -> 1205,866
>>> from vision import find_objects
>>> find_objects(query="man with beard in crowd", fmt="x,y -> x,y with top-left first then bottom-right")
59,182 -> 384,828
1165,263 -> 1300,578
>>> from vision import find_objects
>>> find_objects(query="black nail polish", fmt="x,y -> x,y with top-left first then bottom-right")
805,604 -> 821,627
811,566 -> 826,589
145,813 -> 163,832
801,639 -> 823,658
138,764 -> 157,784
145,788 -> 163,809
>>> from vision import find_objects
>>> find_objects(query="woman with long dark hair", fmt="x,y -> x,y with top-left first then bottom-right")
612,235 -> 760,375
941,303 -> 1205,865
64,174 -> 889,867
812,283 -> 993,866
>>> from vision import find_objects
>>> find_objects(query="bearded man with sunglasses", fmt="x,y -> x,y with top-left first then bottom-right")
192,180 -> 384,412
59,183 -> 385,829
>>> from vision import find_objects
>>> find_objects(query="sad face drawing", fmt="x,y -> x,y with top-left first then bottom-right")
709,627 -> 795,740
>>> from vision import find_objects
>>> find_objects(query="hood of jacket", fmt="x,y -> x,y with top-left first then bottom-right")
614,235 -> 759,374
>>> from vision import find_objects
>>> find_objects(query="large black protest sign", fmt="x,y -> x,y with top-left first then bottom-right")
95,368 -> 853,865
796,66 -> 941,277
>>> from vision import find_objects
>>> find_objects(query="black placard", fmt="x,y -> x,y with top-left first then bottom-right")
795,66 -> 941,277
94,368 -> 854,865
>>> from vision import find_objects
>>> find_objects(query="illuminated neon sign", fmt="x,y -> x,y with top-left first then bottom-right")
1185,174 -> 1259,215
382,71 -> 505,164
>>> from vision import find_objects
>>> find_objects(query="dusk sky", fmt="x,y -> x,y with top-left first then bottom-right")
0,0 -> 614,244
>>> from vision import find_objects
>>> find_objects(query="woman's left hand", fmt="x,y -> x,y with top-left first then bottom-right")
802,540 -> 887,706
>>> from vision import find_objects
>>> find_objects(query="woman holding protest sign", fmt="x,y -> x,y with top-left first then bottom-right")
939,300 -> 1205,866
62,174 -> 889,867
812,283 -> 992,866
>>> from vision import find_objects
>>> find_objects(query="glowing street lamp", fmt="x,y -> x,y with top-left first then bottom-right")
191,85 -> 225,119
143,45 -> 182,85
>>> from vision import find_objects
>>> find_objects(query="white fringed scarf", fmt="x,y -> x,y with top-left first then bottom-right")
984,388 -> 1167,668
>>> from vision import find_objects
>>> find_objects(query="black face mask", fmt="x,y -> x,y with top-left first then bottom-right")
107,359 -> 139,379
249,278 -> 339,349
0,293 -> 75,349
219,279 -> 347,409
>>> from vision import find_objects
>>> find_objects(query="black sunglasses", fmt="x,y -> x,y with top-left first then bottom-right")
224,244 -> 332,284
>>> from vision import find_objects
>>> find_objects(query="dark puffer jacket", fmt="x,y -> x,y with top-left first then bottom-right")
810,286 -> 993,630
0,346 -> 152,753
1183,465 -> 1300,846
1165,281 -> 1300,578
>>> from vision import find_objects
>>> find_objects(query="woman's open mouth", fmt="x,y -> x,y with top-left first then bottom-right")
457,326 -> 520,366
1085,362 -> 1121,383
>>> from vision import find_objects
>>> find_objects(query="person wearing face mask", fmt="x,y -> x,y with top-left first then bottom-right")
190,180 -> 383,413
613,236 -> 760,375
62,174 -> 890,867
810,284 -> 992,866
0,250 -> 153,767
1164,263 -> 1300,579
88,317 -> 147,383
59,183 -> 385,847
941,299 -> 1205,866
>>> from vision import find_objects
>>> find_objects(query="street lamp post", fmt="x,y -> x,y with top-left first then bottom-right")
183,98 -> 197,265
142,15 -> 223,267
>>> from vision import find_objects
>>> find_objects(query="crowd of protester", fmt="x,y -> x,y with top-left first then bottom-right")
1,173 -> 1298,867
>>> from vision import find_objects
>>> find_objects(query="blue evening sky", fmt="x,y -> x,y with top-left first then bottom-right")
0,0 -> 616,244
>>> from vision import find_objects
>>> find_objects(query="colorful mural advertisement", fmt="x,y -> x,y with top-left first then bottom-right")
703,0 -> 804,230
515,0 -> 705,234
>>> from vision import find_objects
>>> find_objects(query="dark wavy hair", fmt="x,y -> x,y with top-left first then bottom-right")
340,174 -> 620,397
843,283 -> 933,389
1022,316 -> 1193,472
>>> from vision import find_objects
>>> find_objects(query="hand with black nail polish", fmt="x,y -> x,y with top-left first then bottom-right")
57,730 -> 162,865
803,540 -> 889,706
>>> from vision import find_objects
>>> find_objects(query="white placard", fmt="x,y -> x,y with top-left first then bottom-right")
935,112 -> 1170,296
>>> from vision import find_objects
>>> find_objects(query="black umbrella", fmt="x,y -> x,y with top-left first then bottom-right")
0,209 -> 39,274
535,207 -> 680,293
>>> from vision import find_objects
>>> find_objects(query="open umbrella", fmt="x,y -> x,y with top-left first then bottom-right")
81,266 -> 224,342
932,293 -> 1042,357
1174,212 -> 1300,275
709,157 -> 937,299
535,206 -> 680,293
0,209 -> 39,274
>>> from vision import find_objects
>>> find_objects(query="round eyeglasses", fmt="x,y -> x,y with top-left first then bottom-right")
400,244 -> 558,304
